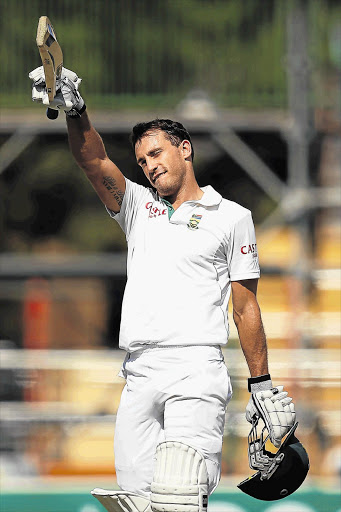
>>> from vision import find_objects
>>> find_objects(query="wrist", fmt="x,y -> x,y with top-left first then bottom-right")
66,100 -> 86,118
248,373 -> 272,393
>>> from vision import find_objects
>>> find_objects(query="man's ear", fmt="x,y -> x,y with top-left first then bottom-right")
181,140 -> 192,160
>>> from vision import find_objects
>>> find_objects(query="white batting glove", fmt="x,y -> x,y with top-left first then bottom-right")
252,386 -> 296,448
246,374 -> 273,423
29,66 -> 85,117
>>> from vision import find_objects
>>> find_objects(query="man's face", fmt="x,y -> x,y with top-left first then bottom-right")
135,130 -> 190,198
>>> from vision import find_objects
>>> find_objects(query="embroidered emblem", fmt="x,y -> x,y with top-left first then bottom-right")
187,214 -> 202,230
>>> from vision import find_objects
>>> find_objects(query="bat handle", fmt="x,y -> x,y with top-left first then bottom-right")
46,108 -> 59,120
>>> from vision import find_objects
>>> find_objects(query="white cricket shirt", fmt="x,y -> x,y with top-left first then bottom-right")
106,178 -> 260,352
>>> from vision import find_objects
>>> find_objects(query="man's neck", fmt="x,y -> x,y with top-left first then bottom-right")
162,185 -> 204,211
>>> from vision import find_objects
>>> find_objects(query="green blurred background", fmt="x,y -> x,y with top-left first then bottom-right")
1,0 -> 340,109
0,1 -> 340,511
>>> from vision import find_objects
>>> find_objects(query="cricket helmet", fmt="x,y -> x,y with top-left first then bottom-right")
238,422 -> 309,501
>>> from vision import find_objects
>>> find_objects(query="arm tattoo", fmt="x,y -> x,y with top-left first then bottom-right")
102,176 -> 124,206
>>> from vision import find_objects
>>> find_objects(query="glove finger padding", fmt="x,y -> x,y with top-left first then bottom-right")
29,66 -> 81,87
269,391 -> 288,403
28,66 -> 45,83
60,67 -> 82,86
252,386 -> 296,448
288,401 -> 296,426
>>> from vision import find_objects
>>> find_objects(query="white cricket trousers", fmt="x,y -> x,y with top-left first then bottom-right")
114,345 -> 232,498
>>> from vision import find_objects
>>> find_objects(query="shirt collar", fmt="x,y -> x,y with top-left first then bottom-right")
158,185 -> 222,207
195,185 -> 222,207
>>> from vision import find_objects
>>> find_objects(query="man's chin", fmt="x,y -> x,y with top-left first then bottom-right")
153,177 -> 178,199
155,184 -> 173,197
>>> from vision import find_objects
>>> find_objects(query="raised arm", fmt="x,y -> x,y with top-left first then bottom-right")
67,111 -> 126,213
29,66 -> 126,213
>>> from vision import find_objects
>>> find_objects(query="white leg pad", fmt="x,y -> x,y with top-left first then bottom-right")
91,488 -> 151,512
151,441 -> 208,512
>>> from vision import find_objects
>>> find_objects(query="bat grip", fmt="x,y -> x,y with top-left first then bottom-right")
46,108 -> 59,120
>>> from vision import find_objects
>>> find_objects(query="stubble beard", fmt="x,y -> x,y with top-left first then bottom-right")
155,173 -> 180,199
156,163 -> 187,200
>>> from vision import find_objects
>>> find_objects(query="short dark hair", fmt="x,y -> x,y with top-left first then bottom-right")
130,119 -> 194,161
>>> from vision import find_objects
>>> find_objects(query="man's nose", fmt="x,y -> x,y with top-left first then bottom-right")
146,158 -> 157,174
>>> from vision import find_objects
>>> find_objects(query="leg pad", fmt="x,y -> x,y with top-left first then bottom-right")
151,441 -> 208,512
91,488 -> 151,512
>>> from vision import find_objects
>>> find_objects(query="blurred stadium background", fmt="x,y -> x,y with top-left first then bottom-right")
0,0 -> 340,511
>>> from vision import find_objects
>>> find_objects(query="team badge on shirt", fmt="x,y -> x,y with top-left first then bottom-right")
187,214 -> 202,230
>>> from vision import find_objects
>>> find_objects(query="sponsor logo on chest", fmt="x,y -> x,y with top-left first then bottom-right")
145,202 -> 167,218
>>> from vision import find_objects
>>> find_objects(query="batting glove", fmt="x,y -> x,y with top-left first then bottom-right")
29,66 -> 86,117
252,385 -> 296,448
246,374 -> 273,423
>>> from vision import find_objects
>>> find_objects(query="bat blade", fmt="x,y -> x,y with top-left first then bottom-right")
36,16 -> 63,119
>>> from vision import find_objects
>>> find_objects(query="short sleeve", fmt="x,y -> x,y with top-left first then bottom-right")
105,178 -> 151,240
228,211 -> 260,281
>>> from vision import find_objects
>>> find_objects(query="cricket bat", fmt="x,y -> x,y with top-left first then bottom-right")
36,16 -> 63,120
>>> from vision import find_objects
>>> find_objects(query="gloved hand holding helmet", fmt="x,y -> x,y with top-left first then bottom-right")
240,374 -> 309,501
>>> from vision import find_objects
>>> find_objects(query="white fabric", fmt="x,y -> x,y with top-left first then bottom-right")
91,489 -> 151,512
114,346 -> 232,498
245,378 -> 273,422
107,178 -> 260,352
29,66 -> 83,112
252,386 -> 296,447
150,441 -> 208,511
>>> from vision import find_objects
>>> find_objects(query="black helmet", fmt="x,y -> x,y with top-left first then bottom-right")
238,421 -> 309,501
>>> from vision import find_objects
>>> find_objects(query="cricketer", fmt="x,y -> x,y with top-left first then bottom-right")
29,66 -> 302,511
